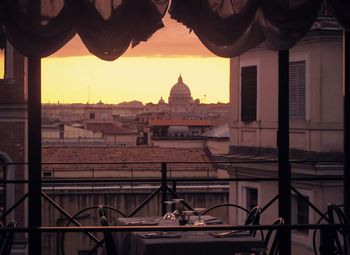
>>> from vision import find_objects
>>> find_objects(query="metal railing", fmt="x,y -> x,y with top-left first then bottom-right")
0,160 -> 347,255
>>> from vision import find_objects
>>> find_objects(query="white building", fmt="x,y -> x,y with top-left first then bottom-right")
225,18 -> 343,255
42,124 -> 104,144
202,124 -> 230,155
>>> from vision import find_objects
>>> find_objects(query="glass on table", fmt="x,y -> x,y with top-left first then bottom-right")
163,200 -> 176,220
172,198 -> 185,219
179,210 -> 194,226
193,208 -> 206,226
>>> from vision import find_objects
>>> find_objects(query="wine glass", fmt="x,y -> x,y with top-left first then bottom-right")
193,208 -> 206,226
163,200 -> 176,220
172,198 -> 185,219
179,210 -> 194,225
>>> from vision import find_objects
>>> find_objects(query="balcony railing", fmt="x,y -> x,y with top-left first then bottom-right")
0,160 -> 348,255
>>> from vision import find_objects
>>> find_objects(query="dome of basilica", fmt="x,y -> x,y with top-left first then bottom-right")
169,75 -> 191,97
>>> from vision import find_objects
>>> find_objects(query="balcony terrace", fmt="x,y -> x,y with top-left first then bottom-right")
0,1 -> 350,255
0,160 -> 346,255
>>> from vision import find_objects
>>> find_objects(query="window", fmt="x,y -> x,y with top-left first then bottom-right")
241,66 -> 257,122
238,183 -> 260,224
0,49 -> 4,79
0,25 -> 5,79
0,39 -> 15,80
42,171 -> 53,178
89,113 -> 95,119
289,61 -> 306,120
292,193 -> 309,234
59,125 -> 64,139
245,187 -> 258,212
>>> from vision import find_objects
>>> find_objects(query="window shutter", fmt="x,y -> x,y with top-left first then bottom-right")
241,66 -> 257,122
289,61 -> 305,120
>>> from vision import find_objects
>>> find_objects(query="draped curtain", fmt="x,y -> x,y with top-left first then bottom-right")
0,0 -> 350,60
2,0 -> 169,60
169,0 -> 323,57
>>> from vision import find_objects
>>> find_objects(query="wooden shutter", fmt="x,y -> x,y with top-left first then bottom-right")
289,61 -> 306,119
241,66 -> 257,122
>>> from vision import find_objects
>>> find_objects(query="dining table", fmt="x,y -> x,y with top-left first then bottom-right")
107,215 -> 266,255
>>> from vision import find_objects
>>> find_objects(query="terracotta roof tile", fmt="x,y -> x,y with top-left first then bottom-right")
42,146 -> 211,163
41,146 -> 215,176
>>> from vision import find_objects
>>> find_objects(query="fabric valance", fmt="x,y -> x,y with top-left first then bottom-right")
2,0 -> 168,60
170,0 -> 327,57
1,0 -> 349,60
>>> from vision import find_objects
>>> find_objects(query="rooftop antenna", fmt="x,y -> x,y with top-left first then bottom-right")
87,85 -> 91,103
204,94 -> 207,104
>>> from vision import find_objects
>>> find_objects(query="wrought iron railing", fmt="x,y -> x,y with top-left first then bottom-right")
0,160 -> 347,255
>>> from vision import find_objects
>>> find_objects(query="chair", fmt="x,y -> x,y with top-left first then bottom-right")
0,221 -> 17,255
262,218 -> 284,255
98,205 -> 118,255
100,215 -> 118,255
313,204 -> 347,255
327,204 -> 347,255
61,204 -> 126,255
98,205 -> 107,219
201,204 -> 261,236
244,206 -> 261,236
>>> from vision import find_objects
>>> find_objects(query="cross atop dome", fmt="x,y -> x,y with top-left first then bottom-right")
178,74 -> 183,83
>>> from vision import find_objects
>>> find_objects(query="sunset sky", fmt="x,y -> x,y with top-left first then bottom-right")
40,14 -> 230,104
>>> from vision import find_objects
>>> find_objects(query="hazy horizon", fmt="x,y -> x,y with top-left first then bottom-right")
41,96 -> 230,105
42,55 -> 229,105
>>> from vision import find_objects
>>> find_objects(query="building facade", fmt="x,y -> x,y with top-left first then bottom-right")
0,42 -> 27,254
226,18 -> 344,254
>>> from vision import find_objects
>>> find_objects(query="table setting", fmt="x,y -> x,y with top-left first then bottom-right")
108,199 -> 265,255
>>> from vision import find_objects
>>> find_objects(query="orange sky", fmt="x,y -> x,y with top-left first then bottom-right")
42,14 -> 230,104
